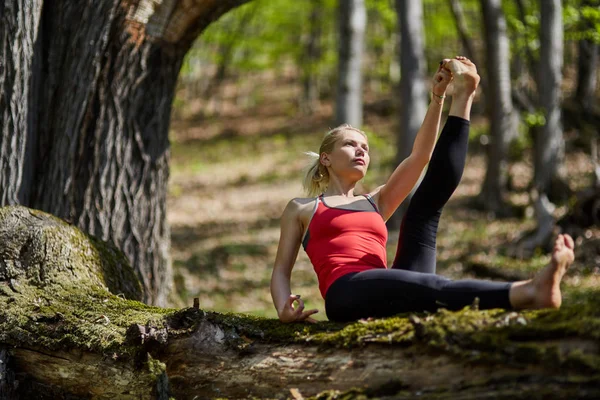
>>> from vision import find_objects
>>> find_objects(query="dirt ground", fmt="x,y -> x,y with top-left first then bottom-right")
167,75 -> 599,320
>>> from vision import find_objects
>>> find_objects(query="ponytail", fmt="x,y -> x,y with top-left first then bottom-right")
302,152 -> 329,197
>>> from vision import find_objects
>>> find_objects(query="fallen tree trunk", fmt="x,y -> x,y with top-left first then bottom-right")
1,206 -> 600,399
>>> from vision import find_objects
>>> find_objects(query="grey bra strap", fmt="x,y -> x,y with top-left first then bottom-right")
364,193 -> 379,213
301,196 -> 320,247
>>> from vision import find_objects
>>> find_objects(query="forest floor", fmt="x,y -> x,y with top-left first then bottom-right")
166,75 -> 599,321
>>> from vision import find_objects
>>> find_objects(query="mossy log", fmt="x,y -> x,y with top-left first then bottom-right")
1,206 -> 600,399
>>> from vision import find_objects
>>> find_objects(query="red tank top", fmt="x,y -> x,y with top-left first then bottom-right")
302,195 -> 388,298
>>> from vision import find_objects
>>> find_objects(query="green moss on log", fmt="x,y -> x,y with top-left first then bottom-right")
2,205 -> 600,399
0,206 -> 142,300
0,282 -> 170,356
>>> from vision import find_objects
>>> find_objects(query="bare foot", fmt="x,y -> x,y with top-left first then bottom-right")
531,234 -> 575,309
442,56 -> 480,98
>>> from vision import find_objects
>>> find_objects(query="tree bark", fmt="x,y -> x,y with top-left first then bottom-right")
0,0 -> 44,206
301,0 -> 324,115
517,0 -> 565,255
335,0 -> 366,127
575,39 -> 598,114
0,0 -> 250,306
388,0 -> 428,228
2,206 -> 600,399
0,346 -> 18,400
535,0 -> 564,195
478,0 -> 516,216
447,0 -> 478,65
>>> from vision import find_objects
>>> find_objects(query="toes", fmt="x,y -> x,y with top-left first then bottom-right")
564,234 -> 575,249
455,55 -> 474,65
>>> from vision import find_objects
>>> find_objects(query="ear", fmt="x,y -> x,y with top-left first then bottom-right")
320,153 -> 331,167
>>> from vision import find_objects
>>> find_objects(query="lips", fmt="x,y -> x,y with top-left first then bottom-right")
353,158 -> 366,165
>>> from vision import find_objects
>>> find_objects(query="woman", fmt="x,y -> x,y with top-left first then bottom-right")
270,56 -> 575,323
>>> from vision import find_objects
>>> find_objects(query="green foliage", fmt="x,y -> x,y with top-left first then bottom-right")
564,0 -> 600,43
423,0 -> 479,66
523,110 -> 546,127
177,0 -> 494,104
181,0 -> 339,83
504,0 -> 540,63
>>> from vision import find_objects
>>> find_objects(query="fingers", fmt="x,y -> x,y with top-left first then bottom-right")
283,295 -> 320,323
289,295 -> 305,313
435,69 -> 452,82
299,309 -> 319,323
283,295 -> 303,321
439,58 -> 452,70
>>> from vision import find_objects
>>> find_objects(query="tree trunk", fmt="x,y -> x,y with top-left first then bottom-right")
0,346 -> 18,400
0,0 -> 44,206
2,205 -> 600,399
335,0 -> 366,127
301,0 -> 324,115
575,39 -> 598,114
389,0 -> 428,228
518,0 -> 565,255
535,0 -> 564,195
202,4 -> 257,105
447,0 -> 478,65
478,0 -> 516,216
0,0 -> 250,306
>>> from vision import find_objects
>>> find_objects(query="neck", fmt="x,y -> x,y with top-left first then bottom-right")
323,176 -> 358,197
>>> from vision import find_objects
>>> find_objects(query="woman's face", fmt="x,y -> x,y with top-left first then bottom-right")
322,130 -> 370,179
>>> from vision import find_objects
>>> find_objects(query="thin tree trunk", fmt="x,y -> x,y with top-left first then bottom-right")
301,0 -> 324,115
574,0 -> 598,115
535,0 -> 564,195
336,0 -> 366,127
447,0 -> 478,64
0,0 -> 251,306
389,0 -> 428,228
575,39 -> 598,114
517,0 -> 564,255
478,0 -> 516,216
202,5 -> 256,103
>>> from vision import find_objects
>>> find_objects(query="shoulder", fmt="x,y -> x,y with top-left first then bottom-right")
281,197 -> 318,223
283,197 -> 317,215
279,197 -> 318,237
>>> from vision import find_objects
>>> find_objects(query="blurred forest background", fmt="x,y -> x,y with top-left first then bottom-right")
166,0 -> 599,319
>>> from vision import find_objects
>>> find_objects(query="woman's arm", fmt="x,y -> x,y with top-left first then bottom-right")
373,63 -> 452,220
270,199 -> 319,323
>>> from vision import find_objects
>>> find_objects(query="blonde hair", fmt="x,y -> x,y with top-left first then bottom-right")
303,124 -> 368,197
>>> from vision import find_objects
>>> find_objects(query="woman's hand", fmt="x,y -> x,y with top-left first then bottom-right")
278,294 -> 319,323
432,59 -> 453,98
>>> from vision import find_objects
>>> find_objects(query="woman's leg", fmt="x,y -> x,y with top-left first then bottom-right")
392,58 -> 479,274
326,235 -> 575,322
325,267 -> 511,322
391,116 -> 470,273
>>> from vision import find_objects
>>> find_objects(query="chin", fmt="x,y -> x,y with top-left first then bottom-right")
350,170 -> 366,180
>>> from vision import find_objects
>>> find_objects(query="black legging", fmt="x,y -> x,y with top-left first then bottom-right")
325,116 -> 512,322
